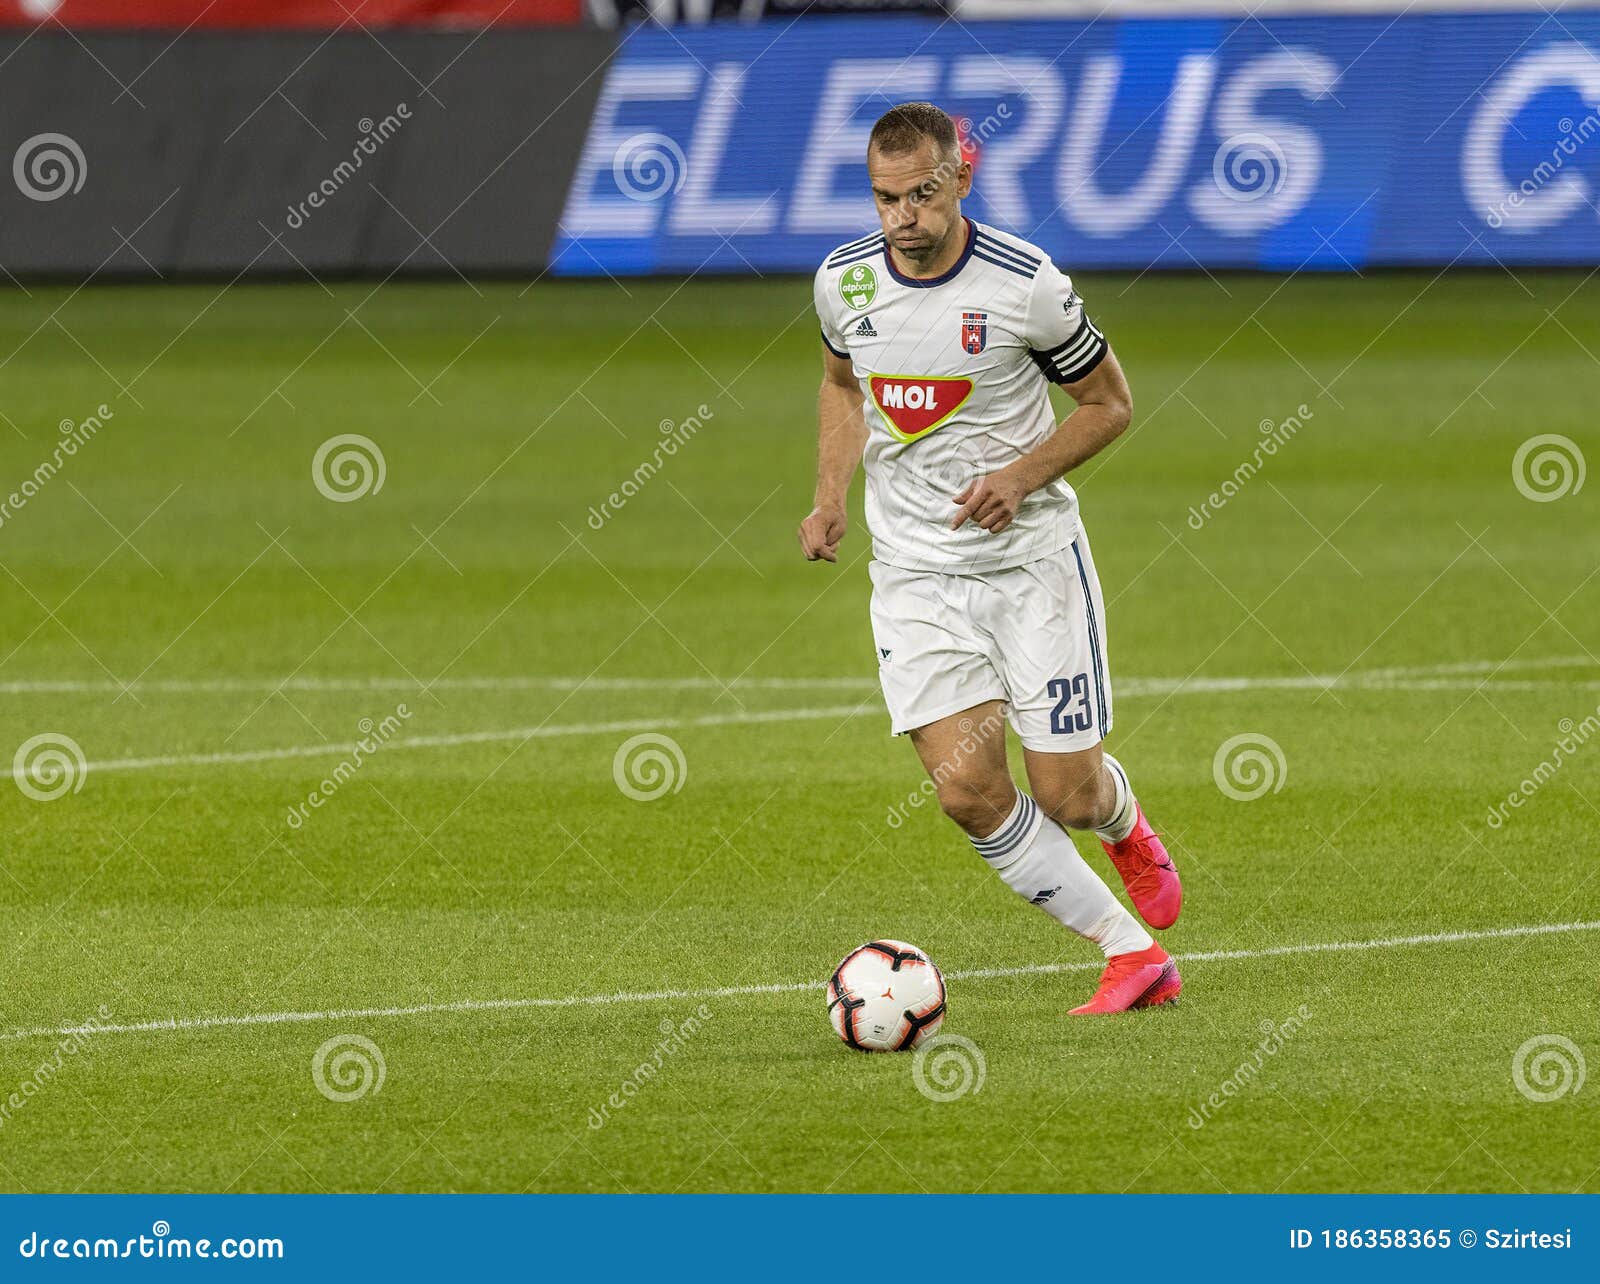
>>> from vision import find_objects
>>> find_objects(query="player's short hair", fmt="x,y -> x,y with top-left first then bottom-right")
868,102 -> 959,163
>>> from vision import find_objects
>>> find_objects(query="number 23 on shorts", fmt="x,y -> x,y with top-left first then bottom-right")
1047,673 -> 1094,735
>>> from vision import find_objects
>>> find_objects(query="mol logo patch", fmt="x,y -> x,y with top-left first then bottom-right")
868,375 -> 974,442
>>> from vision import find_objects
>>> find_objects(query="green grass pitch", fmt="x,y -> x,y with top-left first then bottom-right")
0,270 -> 1595,1193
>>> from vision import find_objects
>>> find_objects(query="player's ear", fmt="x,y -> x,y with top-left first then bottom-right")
955,160 -> 973,199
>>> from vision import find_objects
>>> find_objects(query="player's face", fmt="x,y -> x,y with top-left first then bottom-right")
867,140 -> 972,268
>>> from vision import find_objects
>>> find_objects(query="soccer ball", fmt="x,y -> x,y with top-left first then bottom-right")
827,939 -> 946,1052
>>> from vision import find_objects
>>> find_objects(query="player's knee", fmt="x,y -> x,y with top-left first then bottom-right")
935,774 -> 1016,837
1035,777 -> 1110,832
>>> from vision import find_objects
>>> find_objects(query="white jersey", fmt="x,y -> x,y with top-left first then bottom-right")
814,217 -> 1108,574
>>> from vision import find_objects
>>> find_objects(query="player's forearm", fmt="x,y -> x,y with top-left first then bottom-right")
814,382 -> 868,508
1009,398 -> 1132,495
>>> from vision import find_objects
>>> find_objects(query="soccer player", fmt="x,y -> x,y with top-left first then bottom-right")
799,103 -> 1182,1015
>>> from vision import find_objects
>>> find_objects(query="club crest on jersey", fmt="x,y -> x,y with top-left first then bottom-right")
868,375 -> 974,443
960,310 -> 987,355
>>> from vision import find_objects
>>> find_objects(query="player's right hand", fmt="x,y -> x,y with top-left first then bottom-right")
798,505 -> 847,562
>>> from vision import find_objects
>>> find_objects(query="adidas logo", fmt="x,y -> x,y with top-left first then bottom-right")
1030,885 -> 1061,905
854,316 -> 877,337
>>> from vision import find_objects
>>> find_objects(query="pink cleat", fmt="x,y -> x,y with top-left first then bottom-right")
1069,942 -> 1182,1015
1101,804 -> 1182,929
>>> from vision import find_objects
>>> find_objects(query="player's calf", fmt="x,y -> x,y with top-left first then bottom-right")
1030,750 -> 1182,929
967,790 -> 1153,962
1095,755 -> 1182,930
910,709 -> 1169,1007
1024,743 -> 1118,832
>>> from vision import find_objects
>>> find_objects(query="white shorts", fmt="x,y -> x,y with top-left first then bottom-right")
867,526 -> 1112,753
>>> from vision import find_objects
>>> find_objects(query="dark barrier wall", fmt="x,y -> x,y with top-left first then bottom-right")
0,1 -> 584,27
0,30 -> 614,278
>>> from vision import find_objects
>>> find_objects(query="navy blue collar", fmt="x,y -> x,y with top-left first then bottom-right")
882,217 -> 976,288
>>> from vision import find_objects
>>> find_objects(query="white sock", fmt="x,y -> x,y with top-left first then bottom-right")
1094,754 -> 1139,844
971,792 -> 1153,959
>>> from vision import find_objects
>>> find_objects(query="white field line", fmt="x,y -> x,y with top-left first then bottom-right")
10,658 -> 1595,782
0,654 -> 1592,696
0,675 -> 882,694
43,705 -> 877,779
3,918 -> 1595,1044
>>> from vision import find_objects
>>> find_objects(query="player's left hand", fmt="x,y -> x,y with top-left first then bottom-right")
951,469 -> 1029,533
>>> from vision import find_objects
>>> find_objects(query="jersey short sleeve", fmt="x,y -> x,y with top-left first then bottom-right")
813,264 -> 851,359
1022,260 -> 1108,385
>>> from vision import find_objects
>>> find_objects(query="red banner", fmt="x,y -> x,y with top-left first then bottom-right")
0,1 -> 582,28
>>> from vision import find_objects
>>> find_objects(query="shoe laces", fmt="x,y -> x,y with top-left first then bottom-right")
1097,951 -> 1150,987
1110,835 -> 1166,894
